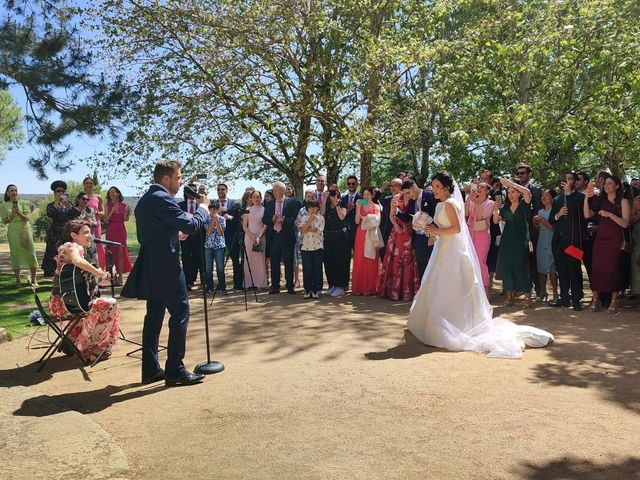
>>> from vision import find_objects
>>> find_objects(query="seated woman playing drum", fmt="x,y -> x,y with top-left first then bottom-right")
49,219 -> 120,362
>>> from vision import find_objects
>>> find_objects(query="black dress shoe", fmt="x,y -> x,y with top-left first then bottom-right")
287,288 -> 296,294
268,288 -> 280,294
165,371 -> 205,387
142,368 -> 165,384
548,299 -> 569,308
573,304 -> 583,312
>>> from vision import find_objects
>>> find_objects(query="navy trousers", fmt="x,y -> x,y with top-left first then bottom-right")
412,233 -> 433,280
142,288 -> 190,378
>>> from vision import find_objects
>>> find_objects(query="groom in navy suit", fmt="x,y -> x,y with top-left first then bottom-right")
399,179 -> 438,278
122,159 -> 209,386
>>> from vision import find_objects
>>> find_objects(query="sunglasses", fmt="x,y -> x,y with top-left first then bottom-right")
517,171 -> 529,175
55,189 -> 66,193
347,182 -> 357,186
78,197 -> 88,201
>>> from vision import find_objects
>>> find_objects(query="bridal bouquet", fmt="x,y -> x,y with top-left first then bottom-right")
411,211 -> 434,237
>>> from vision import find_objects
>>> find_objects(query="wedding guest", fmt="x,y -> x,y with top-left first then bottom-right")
630,195 -> 640,298
322,184 -> 349,297
263,188 -> 275,281
203,200 -> 227,295
399,179 -> 438,279
216,183 -> 243,290
533,189 -> 558,303
105,186 -> 132,286
340,175 -> 361,251
515,164 -> 543,298
465,182 -> 494,298
549,172 -> 586,311
1,184 -> 38,286
49,220 -> 119,362
576,172 -> 590,194
352,187 -> 381,295
262,181 -> 302,293
286,184 -> 302,288
296,200 -> 325,299
83,176 -> 106,268
377,188 -> 419,300
178,184 -> 205,290
243,190 -> 268,289
314,175 -> 327,206
379,178 -> 403,260
493,178 -> 533,307
42,180 -> 80,277
75,192 -> 99,265
487,177 -> 503,289
583,176 -> 631,314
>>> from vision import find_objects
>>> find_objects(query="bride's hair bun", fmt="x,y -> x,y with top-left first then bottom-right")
431,171 -> 455,193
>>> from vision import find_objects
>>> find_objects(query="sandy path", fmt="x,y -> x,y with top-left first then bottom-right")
1,288 -> 639,479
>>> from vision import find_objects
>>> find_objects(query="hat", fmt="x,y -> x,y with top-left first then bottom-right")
50,180 -> 67,191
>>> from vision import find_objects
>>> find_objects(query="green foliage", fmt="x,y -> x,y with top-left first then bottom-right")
0,89 -> 23,161
87,0 -> 639,190
0,0 -> 131,178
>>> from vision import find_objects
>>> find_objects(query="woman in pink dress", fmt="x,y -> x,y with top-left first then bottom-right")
377,193 -> 419,300
105,186 -> 132,285
49,219 -> 120,362
465,182 -> 494,298
351,187 -> 381,295
83,176 -> 106,268
243,190 -> 269,289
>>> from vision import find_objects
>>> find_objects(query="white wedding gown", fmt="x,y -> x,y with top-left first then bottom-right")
407,197 -> 553,359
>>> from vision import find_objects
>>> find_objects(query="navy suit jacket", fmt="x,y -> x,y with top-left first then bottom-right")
398,190 -> 438,226
262,197 -> 302,245
340,191 -> 362,234
122,184 -> 208,300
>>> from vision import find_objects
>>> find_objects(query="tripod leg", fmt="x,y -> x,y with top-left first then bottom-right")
242,239 -> 259,303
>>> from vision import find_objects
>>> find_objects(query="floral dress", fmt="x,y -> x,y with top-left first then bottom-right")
49,242 -> 120,362
377,196 -> 420,300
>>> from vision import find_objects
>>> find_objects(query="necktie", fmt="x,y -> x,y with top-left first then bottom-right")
274,201 -> 283,232
349,195 -> 354,204
189,201 -> 195,214
318,192 -> 323,204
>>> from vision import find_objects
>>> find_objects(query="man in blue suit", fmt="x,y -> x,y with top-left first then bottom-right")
262,181 -> 302,293
340,175 -> 361,251
122,159 -> 209,386
399,179 -> 439,279
216,183 -> 243,290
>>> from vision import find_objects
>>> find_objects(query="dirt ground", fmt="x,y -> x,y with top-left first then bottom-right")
1,284 -> 640,479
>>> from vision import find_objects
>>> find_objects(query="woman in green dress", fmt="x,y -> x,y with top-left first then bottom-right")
1,184 -> 39,286
493,178 -> 533,307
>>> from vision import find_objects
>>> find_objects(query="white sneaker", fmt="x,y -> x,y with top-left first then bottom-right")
311,291 -> 320,299
303,291 -> 311,299
330,287 -> 345,297
326,286 -> 336,296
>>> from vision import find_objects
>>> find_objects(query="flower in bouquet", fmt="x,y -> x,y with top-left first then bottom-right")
412,211 -> 434,236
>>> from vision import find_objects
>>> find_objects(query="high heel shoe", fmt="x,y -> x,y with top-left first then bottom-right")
523,293 -> 533,309
503,294 -> 514,307
589,300 -> 601,312
607,301 -> 618,314
536,292 -> 548,302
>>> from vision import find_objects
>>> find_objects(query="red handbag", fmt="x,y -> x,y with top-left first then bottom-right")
563,200 -> 583,260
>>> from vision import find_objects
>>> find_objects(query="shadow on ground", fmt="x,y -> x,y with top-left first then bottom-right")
12,383 -> 164,417
521,304 -> 640,415
513,456 -> 640,480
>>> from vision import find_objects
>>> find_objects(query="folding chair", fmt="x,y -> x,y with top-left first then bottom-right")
32,285 -> 88,371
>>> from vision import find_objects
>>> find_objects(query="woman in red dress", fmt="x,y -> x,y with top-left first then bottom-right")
583,175 -> 631,314
377,192 -> 419,300
351,187 -> 381,295
105,186 -> 132,285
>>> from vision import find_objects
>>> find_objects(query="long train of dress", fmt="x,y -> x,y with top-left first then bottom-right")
407,197 -> 553,359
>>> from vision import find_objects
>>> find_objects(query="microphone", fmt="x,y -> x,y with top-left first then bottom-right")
94,238 -> 122,247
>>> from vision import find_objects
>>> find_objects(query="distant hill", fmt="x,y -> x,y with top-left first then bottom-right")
16,194 -> 141,209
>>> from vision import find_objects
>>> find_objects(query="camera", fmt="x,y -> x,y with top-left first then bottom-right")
329,189 -> 338,197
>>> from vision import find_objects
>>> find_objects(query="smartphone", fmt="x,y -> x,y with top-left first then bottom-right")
360,199 -> 369,207
494,194 -> 503,204
12,200 -> 18,208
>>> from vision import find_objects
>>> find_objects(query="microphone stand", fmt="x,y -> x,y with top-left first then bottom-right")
194,216 -> 225,375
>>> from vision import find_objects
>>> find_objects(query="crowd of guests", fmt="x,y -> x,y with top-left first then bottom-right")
174,168 -> 640,314
3,168 -> 640,310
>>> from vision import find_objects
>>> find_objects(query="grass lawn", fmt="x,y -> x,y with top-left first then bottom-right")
0,273 -> 53,338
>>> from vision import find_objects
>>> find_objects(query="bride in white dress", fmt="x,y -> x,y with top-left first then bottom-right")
407,172 -> 553,359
